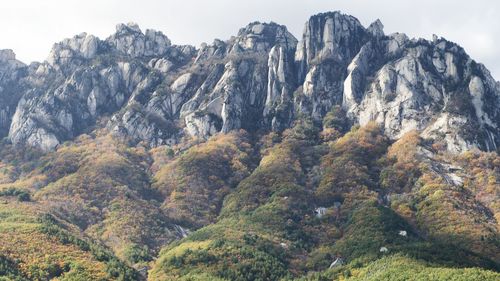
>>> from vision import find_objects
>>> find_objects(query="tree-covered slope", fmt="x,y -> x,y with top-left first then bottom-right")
148,120 -> 500,280
0,116 -> 498,280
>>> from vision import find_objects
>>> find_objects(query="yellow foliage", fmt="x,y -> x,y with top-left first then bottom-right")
153,131 -> 253,227
160,240 -> 212,259
0,202 -> 108,279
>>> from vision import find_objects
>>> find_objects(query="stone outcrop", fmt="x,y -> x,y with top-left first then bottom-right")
0,50 -> 26,138
107,23 -> 172,58
342,35 -> 500,152
179,22 -> 297,139
47,33 -> 99,67
3,12 -> 500,153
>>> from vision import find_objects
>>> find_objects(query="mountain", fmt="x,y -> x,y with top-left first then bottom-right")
0,11 -> 499,281
2,12 -> 500,153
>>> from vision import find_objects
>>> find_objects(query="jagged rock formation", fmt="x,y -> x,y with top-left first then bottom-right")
8,23 -> 195,150
0,50 -> 26,138
1,12 -> 500,280
341,32 -> 500,153
180,22 -> 297,138
3,12 -> 500,152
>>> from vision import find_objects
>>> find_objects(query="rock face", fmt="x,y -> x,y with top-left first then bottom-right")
47,33 -> 99,67
107,23 -> 172,58
342,34 -> 500,153
0,50 -> 26,138
179,22 -> 297,138
294,12 -> 370,121
3,12 -> 500,152
9,23 -> 195,150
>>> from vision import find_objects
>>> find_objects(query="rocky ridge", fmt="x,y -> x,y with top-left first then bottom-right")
0,49 -> 26,138
1,12 -> 499,153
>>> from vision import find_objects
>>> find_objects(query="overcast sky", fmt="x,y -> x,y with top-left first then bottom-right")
1,0 -> 498,79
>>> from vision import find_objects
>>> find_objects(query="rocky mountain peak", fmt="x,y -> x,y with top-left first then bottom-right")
368,19 -> 385,37
0,50 -> 25,73
0,49 -> 25,77
0,49 -> 17,62
295,11 -> 370,82
231,22 -> 297,53
116,22 -> 143,34
1,11 -> 500,281
47,32 -> 100,67
107,22 -> 172,58
2,11 -> 500,153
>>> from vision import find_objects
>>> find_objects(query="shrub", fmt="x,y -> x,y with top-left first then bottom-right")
38,214 -> 140,280
124,244 -> 152,264
0,255 -> 28,281
322,106 -> 349,133
0,188 -> 31,202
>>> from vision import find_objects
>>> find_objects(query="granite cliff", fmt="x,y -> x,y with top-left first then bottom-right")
2,12 -> 498,153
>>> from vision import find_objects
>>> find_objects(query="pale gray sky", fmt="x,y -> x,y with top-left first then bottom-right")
1,0 -> 499,79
